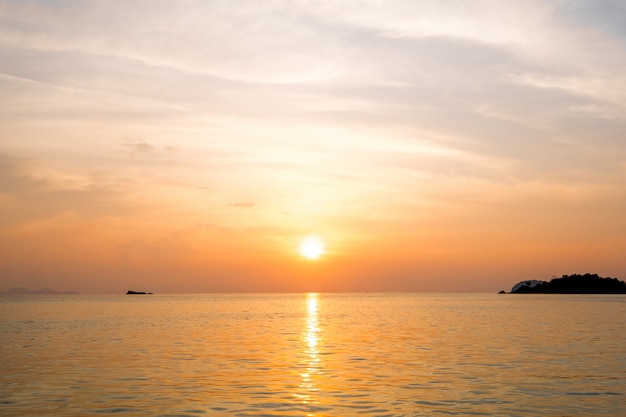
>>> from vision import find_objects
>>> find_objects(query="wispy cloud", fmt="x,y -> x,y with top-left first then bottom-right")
230,202 -> 256,208
124,140 -> 155,155
1,0 -> 625,291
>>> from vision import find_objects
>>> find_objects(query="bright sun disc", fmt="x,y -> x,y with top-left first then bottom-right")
299,237 -> 325,260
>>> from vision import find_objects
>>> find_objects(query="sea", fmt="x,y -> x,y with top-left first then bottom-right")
1,293 -> 624,416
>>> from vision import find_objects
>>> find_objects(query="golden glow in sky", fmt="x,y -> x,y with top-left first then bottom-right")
1,1 -> 626,293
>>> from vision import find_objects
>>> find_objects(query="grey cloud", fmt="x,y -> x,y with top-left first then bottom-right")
124,141 -> 155,155
561,0 -> 626,41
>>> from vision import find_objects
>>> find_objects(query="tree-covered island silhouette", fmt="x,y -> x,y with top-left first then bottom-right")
504,273 -> 626,294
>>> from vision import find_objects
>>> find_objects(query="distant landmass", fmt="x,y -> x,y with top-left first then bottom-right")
506,273 -> 626,294
126,290 -> 153,295
0,287 -> 78,295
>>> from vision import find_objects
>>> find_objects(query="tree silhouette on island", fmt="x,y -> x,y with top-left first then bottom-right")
506,273 -> 626,294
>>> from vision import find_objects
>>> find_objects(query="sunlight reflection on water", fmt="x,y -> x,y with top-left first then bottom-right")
1,293 -> 625,416
298,293 -> 321,413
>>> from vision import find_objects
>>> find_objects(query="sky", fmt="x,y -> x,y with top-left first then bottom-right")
1,0 -> 625,293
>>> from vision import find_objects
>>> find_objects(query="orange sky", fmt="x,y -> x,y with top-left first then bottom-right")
1,1 -> 626,293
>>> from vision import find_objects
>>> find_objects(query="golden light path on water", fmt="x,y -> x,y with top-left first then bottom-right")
1,294 -> 625,416
297,293 -> 321,413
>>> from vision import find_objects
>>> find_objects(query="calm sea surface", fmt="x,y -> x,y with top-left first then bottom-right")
1,293 -> 624,416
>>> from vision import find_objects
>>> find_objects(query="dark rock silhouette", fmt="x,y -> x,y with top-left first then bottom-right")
510,273 -> 626,294
126,290 -> 152,295
511,279 -> 546,292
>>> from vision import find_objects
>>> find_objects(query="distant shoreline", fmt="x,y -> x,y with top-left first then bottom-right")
0,287 -> 78,295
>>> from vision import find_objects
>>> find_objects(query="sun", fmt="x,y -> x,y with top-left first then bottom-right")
298,237 -> 325,260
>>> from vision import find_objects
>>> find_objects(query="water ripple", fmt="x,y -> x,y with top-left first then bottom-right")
1,293 -> 625,416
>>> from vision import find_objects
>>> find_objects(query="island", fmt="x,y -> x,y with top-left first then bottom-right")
506,273 -> 626,294
126,290 -> 153,295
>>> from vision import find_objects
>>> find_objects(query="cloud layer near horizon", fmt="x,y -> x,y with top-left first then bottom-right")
1,0 -> 625,292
